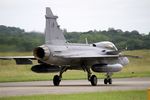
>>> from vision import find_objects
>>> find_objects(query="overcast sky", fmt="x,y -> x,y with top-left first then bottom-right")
0,0 -> 150,33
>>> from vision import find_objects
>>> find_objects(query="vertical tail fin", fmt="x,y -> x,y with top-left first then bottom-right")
45,7 -> 66,45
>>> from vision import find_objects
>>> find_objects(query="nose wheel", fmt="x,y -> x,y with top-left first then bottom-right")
104,73 -> 112,85
104,78 -> 112,84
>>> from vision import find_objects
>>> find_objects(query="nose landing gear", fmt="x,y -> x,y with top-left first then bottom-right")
104,73 -> 112,85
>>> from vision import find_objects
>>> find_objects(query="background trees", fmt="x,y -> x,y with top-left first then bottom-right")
0,25 -> 149,52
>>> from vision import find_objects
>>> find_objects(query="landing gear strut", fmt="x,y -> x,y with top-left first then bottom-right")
82,62 -> 97,86
53,66 -> 67,86
104,73 -> 112,85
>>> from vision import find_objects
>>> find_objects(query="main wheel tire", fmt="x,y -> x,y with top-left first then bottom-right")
53,75 -> 61,86
104,78 -> 108,84
108,78 -> 112,84
90,75 -> 97,86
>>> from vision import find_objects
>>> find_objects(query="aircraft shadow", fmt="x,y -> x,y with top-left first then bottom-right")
0,84 -> 129,88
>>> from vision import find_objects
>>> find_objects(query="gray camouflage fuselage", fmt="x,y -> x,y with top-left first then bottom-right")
33,7 -> 129,74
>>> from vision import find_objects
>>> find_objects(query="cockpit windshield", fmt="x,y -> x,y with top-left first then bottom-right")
93,41 -> 118,50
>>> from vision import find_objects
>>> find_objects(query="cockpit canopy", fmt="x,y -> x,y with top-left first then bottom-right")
92,41 -> 118,51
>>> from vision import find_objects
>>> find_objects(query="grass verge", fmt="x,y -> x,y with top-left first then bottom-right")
0,90 -> 147,100
0,50 -> 150,82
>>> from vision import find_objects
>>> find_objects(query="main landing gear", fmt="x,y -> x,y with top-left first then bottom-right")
53,75 -> 61,86
52,65 -> 113,86
82,63 -> 97,86
53,64 -> 98,86
89,75 -> 97,86
53,66 -> 67,86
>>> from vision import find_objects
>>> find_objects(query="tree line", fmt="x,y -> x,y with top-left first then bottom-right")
0,25 -> 44,52
0,25 -> 150,52
65,28 -> 150,50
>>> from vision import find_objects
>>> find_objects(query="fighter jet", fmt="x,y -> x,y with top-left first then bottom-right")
0,7 -> 132,86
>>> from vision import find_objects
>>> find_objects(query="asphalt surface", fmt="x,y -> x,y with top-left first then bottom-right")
0,78 -> 150,97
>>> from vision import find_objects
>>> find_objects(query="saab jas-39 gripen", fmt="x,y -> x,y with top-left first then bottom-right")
1,7 -> 137,86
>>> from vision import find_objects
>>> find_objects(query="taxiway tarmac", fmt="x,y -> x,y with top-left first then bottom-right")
0,78 -> 150,97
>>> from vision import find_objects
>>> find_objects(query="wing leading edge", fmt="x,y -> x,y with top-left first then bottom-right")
0,56 -> 35,65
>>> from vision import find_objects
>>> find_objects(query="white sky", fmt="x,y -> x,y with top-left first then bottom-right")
0,0 -> 150,33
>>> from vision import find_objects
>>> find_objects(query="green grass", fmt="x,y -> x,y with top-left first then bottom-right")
0,50 -> 150,82
0,90 -> 147,100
